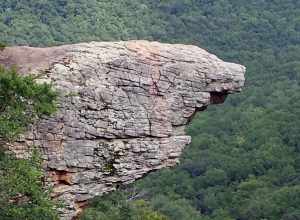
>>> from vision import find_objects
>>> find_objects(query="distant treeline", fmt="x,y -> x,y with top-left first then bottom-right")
0,0 -> 299,219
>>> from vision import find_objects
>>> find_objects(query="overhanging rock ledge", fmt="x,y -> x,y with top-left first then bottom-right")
1,40 -> 245,219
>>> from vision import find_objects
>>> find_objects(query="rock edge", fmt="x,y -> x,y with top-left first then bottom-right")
2,41 -> 245,219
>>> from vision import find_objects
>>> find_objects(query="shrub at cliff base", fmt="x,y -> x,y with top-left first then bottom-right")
80,191 -> 169,220
0,66 -> 58,220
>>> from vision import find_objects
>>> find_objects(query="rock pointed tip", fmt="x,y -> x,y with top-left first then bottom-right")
223,61 -> 246,93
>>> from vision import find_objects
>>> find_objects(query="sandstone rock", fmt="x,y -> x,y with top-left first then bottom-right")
1,40 -> 245,219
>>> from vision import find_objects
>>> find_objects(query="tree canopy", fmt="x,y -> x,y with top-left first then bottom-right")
0,67 -> 58,219
0,0 -> 299,219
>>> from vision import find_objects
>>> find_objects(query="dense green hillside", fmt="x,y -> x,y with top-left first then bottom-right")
1,0 -> 300,219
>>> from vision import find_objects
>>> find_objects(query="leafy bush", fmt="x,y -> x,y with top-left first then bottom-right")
0,67 -> 58,219
0,43 -> 6,51
0,149 -> 59,220
0,66 -> 57,141
81,191 -> 168,220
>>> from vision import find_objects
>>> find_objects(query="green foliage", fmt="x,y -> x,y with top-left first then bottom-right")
0,66 -> 58,219
0,149 -> 59,220
0,1 -> 300,220
81,191 -> 168,220
0,66 -> 57,140
149,194 -> 209,220
102,162 -> 117,175
0,43 -> 6,51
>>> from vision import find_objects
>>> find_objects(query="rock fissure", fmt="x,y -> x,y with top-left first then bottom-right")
3,40 -> 245,220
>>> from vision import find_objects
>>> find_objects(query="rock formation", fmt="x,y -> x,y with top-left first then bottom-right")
1,41 -> 245,219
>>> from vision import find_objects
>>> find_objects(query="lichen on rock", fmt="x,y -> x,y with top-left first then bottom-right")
2,40 -> 245,219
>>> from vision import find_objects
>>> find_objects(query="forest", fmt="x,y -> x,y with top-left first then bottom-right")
0,0 -> 300,219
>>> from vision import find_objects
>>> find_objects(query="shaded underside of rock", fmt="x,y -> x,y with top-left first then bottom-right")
1,41 -> 245,220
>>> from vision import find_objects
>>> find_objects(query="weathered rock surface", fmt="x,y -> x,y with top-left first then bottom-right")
1,41 -> 245,219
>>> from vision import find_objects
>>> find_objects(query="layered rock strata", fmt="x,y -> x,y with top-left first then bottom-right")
1,41 -> 245,219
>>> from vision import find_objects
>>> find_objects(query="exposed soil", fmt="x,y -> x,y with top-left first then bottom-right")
0,45 -> 70,74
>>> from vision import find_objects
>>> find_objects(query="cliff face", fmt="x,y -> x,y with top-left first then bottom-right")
1,41 -> 245,219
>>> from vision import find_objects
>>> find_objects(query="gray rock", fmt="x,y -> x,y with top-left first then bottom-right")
5,40 -> 245,219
